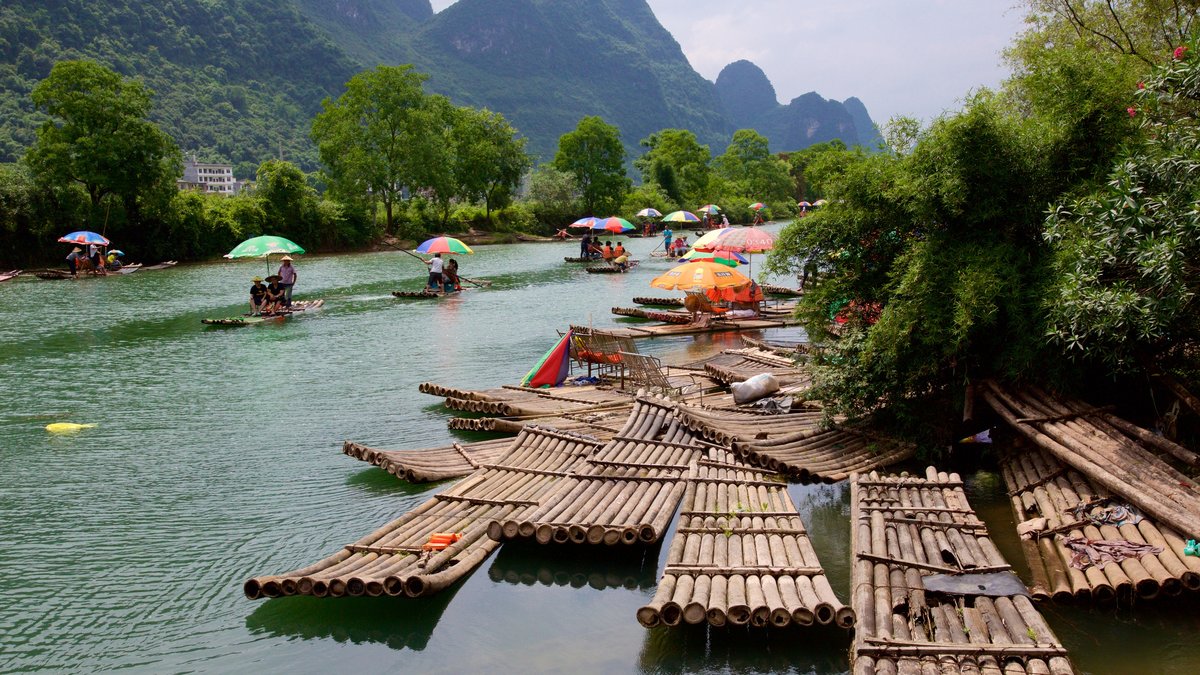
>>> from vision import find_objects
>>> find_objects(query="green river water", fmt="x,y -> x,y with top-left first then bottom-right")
1,225 -> 1197,673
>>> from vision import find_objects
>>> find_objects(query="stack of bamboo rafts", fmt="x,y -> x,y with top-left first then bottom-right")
674,404 -> 826,447
244,425 -> 600,599
343,437 -> 514,483
730,425 -> 915,483
632,296 -> 685,307
701,349 -> 807,388
488,394 -> 702,546
999,446 -> 1200,602
638,447 -> 854,629
981,381 -> 1200,536
446,406 -> 631,436
428,383 -> 635,417
851,468 -> 1074,675
611,306 -> 693,324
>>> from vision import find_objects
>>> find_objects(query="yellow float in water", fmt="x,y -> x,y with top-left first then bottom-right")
45,422 -> 96,434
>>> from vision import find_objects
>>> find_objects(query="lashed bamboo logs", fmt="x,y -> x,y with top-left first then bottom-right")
728,424 -> 916,483
673,403 -> 826,446
611,306 -> 693,324
245,426 -> 596,600
850,468 -> 1075,675
637,448 -> 853,629
342,437 -> 515,483
982,381 -> 1200,537
1000,446 -> 1200,603
488,394 -> 702,546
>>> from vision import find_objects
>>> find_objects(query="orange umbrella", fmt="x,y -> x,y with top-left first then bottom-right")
649,261 -> 750,291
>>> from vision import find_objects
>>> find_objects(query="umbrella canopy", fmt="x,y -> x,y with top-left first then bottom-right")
813,199 -> 828,206
690,228 -> 732,251
591,216 -> 636,234
225,235 -> 305,259
636,207 -> 662,218
698,204 -> 721,215
415,236 -> 474,255
678,248 -> 749,267
710,226 -> 775,253
798,201 -> 812,207
569,216 -> 603,229
749,202 -> 766,211
661,210 -> 701,223
58,231 -> 111,247
650,261 -> 750,291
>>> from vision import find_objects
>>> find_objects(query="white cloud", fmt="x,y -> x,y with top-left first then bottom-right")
429,0 -> 1028,124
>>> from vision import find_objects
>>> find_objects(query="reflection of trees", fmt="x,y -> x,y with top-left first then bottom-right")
244,588 -> 458,652
487,542 -> 659,591
637,621 -> 850,674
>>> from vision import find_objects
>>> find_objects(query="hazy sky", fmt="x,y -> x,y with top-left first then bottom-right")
427,1 -> 1030,125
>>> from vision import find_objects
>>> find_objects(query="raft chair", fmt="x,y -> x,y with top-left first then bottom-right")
617,352 -> 704,401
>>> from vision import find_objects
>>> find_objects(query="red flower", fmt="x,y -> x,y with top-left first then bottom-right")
1174,45 -> 1188,60
1137,81 -> 1145,89
1127,107 -> 1137,117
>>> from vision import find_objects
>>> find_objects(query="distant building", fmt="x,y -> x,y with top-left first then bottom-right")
178,155 -> 239,195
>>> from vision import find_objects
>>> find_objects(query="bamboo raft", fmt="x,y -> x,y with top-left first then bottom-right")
999,445 -> 1200,603
850,468 -> 1075,675
342,437 -> 516,483
674,403 -> 827,447
761,284 -> 803,297
702,349 -> 806,387
488,394 -> 703,546
981,381 -> 1200,535
201,299 -> 325,326
632,296 -> 685,307
569,318 -> 795,339
245,425 -> 599,599
638,447 -> 854,629
392,289 -> 453,298
729,424 -> 915,483
585,265 -> 628,274
564,256 -> 594,263
447,405 -> 632,438
612,306 -> 692,324
442,388 -> 634,417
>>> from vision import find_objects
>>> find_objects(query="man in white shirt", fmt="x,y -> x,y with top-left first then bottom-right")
425,253 -> 444,290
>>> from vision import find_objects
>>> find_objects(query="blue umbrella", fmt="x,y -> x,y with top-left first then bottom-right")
58,231 -> 111,247
569,216 -> 603,229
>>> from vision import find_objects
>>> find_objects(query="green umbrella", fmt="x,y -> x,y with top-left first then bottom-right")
225,235 -> 305,259
225,235 -> 305,274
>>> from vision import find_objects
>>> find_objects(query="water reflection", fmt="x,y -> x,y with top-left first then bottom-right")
244,586 -> 460,652
488,541 -> 660,591
638,622 -> 850,674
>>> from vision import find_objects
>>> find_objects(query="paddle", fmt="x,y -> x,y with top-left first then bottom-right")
390,242 -> 492,287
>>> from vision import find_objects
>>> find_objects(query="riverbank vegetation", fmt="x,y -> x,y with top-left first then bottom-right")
765,0 -> 1200,447
0,57 -> 804,268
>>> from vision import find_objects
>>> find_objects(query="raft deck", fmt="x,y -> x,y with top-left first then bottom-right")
850,468 -> 1074,675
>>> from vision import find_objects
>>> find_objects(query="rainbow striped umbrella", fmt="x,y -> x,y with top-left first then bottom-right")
749,202 -> 766,211
698,204 -> 721,215
415,236 -> 474,255
662,210 -> 701,223
569,216 -> 603,229
678,248 -> 749,267
592,217 -> 636,234
636,207 -> 662,218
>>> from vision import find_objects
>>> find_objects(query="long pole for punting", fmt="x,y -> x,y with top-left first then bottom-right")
390,241 -> 491,287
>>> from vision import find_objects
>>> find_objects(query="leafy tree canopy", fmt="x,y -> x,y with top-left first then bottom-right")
553,116 -> 629,215
635,129 -> 711,207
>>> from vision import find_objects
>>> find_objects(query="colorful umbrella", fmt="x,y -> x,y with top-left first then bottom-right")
636,208 -> 662,218
661,210 -> 701,223
678,248 -> 749,267
690,228 -> 732,251
520,330 -> 573,388
591,216 -> 636,234
710,226 -> 775,253
225,235 -> 305,259
813,199 -> 828,206
798,201 -> 812,208
698,204 -> 721,215
415,236 -> 474,255
749,202 -> 766,211
650,261 -> 750,291
569,216 -> 603,229
58,231 -> 111,247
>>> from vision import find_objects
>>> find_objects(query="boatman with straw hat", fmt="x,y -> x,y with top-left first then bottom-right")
277,255 -> 297,307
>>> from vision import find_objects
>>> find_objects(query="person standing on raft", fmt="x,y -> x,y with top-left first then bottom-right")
424,253 -> 444,291
277,256 -> 297,307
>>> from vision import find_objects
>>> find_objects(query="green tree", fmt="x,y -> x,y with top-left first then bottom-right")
635,129 -> 711,206
712,129 -> 792,204
311,65 -> 441,235
451,107 -> 531,224
553,116 -> 629,214
1014,0 -> 1199,67
525,163 -> 579,227
25,60 -> 180,223
256,159 -> 317,242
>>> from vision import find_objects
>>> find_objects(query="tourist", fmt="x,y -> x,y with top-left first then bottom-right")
614,241 -> 626,258
722,214 -> 730,227
261,275 -> 285,313
65,247 -> 84,278
602,241 -> 615,261
663,227 -> 673,256
613,252 -> 630,272
105,250 -> 124,271
88,243 -> 106,275
424,252 -> 444,290
579,232 -> 591,258
249,276 -> 267,315
588,238 -> 604,259
444,257 -> 461,292
277,256 -> 297,307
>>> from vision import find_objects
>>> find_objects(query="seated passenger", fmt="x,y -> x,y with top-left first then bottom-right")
249,276 -> 267,315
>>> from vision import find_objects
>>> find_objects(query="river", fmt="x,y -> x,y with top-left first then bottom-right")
0,225 -> 1196,673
